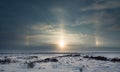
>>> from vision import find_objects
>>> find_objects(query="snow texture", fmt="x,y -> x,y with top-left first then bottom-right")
0,53 -> 120,72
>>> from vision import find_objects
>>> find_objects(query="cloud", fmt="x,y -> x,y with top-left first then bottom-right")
81,0 -> 120,11
29,21 -> 97,46
70,12 -> 104,28
60,32 -> 96,46
31,22 -> 60,34
32,23 -> 52,31
66,10 -> 120,47
25,33 -> 61,46
50,7 -> 69,23
108,24 -> 120,31
51,7 -> 64,14
71,11 -> 118,29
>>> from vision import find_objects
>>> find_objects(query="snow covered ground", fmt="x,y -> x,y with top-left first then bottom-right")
0,53 -> 120,72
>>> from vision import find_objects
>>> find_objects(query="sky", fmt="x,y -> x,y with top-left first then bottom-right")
0,0 -> 120,52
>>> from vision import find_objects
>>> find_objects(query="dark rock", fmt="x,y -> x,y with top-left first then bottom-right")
50,58 -> 58,62
83,55 -> 89,58
111,58 -> 120,62
73,54 -> 81,57
43,58 -> 58,62
83,55 -> 108,61
26,61 -> 35,68
0,58 -> 11,64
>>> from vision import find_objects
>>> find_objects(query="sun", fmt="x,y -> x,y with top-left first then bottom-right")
95,37 -> 100,47
59,39 -> 65,48
58,26 -> 66,49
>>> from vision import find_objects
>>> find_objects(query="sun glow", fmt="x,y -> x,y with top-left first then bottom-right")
96,36 -> 100,47
59,34 -> 66,49
59,39 -> 65,48
96,40 -> 99,47
58,26 -> 66,49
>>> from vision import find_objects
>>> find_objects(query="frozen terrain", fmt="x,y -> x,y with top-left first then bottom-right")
0,52 -> 120,72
